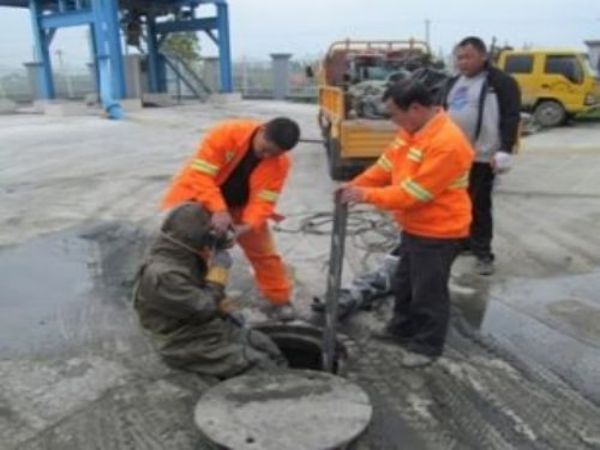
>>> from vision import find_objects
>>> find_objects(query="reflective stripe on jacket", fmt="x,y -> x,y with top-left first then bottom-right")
351,110 -> 474,238
161,120 -> 290,229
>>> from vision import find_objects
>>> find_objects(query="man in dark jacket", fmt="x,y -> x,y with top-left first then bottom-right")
133,202 -> 286,379
441,36 -> 521,275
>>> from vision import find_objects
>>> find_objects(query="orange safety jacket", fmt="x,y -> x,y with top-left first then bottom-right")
351,110 -> 474,239
162,120 -> 290,230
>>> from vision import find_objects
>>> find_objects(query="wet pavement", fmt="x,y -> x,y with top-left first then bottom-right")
2,101 -> 600,449
458,270 -> 600,405
0,230 -> 96,355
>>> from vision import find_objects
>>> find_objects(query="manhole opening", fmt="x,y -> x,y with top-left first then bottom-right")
255,324 -> 347,374
273,336 -> 323,371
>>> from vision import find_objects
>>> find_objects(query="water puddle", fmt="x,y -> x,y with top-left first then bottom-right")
453,270 -> 600,403
0,223 -> 149,356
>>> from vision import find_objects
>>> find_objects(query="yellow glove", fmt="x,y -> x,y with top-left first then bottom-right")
206,265 -> 229,286
206,250 -> 232,286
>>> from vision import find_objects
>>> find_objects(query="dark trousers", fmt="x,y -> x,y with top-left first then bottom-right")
468,162 -> 495,261
389,233 -> 460,356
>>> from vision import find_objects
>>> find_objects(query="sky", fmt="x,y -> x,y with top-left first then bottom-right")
0,0 -> 598,71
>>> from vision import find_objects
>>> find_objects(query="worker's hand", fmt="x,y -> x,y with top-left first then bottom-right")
211,210 -> 233,234
492,151 -> 512,174
211,249 -> 233,269
338,184 -> 365,204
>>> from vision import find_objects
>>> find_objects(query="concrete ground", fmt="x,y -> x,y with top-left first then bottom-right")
1,101 -> 600,449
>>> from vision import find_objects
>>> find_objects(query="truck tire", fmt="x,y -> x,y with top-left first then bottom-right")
534,100 -> 566,127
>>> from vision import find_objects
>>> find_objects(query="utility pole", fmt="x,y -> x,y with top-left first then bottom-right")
425,19 -> 431,48
56,49 -> 73,99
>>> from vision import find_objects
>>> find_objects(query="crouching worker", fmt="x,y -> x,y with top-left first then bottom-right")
133,202 -> 287,379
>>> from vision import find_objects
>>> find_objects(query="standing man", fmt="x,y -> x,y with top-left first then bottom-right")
442,36 -> 521,275
339,80 -> 474,366
162,117 -> 300,321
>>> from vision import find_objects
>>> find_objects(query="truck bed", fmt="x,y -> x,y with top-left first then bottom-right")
339,118 -> 397,158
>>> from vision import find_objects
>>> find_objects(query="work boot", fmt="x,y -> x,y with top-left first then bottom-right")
260,301 -> 296,322
475,257 -> 494,276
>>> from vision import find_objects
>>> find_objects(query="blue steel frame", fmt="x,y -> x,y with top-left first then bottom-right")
14,0 -> 232,119
146,0 -> 232,93
28,0 -> 126,118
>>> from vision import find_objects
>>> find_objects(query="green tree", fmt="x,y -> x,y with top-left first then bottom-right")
162,33 -> 201,64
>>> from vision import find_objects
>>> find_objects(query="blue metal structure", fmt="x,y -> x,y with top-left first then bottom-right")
143,0 -> 233,94
0,0 -> 233,119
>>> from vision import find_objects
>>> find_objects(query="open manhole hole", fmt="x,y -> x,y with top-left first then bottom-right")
194,323 -> 371,449
253,322 -> 348,374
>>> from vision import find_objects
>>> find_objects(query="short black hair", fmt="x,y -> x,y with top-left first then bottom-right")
382,79 -> 434,110
264,117 -> 300,150
457,36 -> 487,54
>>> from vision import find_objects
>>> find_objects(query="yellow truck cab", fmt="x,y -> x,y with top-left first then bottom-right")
497,49 -> 600,127
318,39 -> 430,180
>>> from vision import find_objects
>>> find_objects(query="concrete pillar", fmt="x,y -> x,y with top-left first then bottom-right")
123,54 -> 142,99
271,53 -> 292,100
23,62 -> 43,100
87,62 -> 97,89
202,56 -> 220,93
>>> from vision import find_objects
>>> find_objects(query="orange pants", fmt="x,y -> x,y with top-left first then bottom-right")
232,210 -> 291,305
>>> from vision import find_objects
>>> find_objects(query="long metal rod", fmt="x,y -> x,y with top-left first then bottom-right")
322,192 -> 348,373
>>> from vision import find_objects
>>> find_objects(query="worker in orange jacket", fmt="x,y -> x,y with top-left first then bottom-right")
162,117 -> 300,321
339,79 -> 474,366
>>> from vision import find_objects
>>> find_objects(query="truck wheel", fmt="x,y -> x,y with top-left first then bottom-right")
534,100 -> 566,127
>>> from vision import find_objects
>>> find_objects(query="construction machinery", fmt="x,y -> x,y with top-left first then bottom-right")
317,39 -> 436,181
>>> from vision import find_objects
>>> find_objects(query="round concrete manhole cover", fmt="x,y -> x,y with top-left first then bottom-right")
194,369 -> 372,450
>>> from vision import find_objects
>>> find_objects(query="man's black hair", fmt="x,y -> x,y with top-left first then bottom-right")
382,79 -> 434,110
264,117 -> 300,150
457,36 -> 487,54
